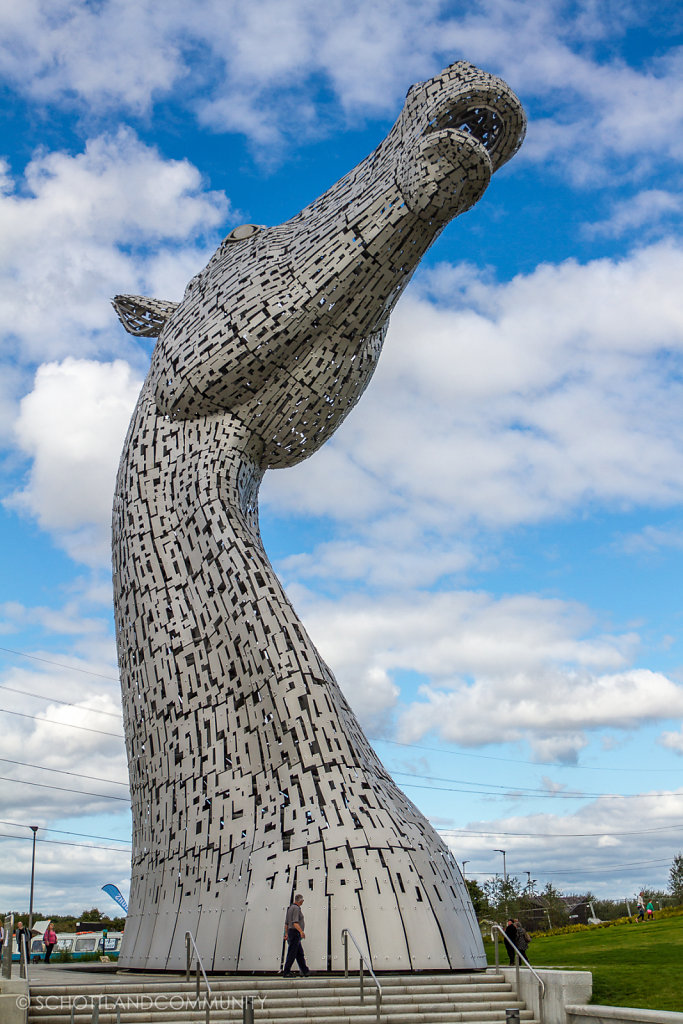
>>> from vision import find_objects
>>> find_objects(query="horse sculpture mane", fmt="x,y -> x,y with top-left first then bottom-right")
113,61 -> 525,971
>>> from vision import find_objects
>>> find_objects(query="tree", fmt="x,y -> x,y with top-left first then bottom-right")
79,908 -> 104,922
669,853 -> 683,904
465,878 -> 490,918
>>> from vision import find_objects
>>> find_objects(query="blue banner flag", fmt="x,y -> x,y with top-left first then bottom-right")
101,883 -> 128,914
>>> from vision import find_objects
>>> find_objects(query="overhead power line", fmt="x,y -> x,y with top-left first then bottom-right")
0,775 -> 129,802
0,707 -> 123,739
0,646 -> 119,682
437,823 -> 683,838
0,757 -> 128,788
0,819 -> 130,844
0,830 -> 130,853
401,780 -> 683,801
373,736 -> 683,773
1,683 -> 122,719
393,770 -> 683,801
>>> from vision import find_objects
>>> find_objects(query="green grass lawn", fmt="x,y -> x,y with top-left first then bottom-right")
485,915 -> 683,1012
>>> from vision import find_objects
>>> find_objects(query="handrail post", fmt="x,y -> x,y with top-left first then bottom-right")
242,995 -> 254,1024
92,997 -> 100,1024
186,933 -> 191,982
340,926 -> 381,1021
493,929 -> 499,969
196,961 -> 201,999
19,937 -> 26,980
515,951 -> 520,989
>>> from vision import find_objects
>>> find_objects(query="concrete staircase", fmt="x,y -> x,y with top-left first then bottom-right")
28,970 -> 537,1024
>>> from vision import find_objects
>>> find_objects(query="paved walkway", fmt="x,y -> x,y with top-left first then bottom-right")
23,964 -> 186,988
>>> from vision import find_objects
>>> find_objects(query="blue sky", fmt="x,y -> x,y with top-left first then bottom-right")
2,0 -> 683,915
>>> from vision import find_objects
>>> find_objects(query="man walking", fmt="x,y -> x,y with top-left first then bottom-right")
283,894 -> 310,977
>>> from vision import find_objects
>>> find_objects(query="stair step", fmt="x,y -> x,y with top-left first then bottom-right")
27,968 -> 539,1024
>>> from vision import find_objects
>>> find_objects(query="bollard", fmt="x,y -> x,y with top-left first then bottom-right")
506,1010 -> 521,1024
242,995 -> 254,1024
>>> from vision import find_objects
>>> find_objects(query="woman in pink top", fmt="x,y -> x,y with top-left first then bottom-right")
43,922 -> 57,963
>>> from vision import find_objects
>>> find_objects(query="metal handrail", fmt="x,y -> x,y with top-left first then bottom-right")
490,924 -> 545,1024
341,928 -> 382,1024
185,931 -> 212,1024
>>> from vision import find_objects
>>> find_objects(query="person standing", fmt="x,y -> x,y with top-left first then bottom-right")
514,919 -> 531,962
15,921 -> 30,965
43,922 -> 57,963
636,893 -> 645,922
503,918 -> 518,966
282,895 -> 310,977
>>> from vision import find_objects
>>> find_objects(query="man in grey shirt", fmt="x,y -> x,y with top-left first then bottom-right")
283,894 -> 310,977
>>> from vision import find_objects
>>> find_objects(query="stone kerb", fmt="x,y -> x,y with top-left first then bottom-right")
566,1007 -> 683,1024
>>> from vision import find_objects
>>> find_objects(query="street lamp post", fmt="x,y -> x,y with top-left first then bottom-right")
494,849 -> 508,915
28,826 -> 39,933
461,861 -> 469,880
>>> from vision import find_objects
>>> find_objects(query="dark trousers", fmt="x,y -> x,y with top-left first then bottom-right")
44,943 -> 55,963
283,928 -> 309,975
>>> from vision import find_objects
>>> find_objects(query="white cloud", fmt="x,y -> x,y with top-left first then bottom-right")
439,790 -> 683,897
402,667 -> 683,756
586,190 -> 683,240
0,128 -> 228,369
6,358 -> 141,566
1,0 -> 682,182
289,585 -> 678,759
659,726 -> 683,755
265,243 -> 683,540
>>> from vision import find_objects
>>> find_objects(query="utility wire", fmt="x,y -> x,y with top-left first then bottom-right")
1,684 -> 122,719
0,708 -> 123,738
0,830 -> 130,853
0,819 -> 130,844
0,758 -> 128,788
437,823 -> 683,838
0,646 -> 119,682
394,770 -> 683,800
0,775 -> 129,802
401,780 -> 683,800
373,736 -> 683,773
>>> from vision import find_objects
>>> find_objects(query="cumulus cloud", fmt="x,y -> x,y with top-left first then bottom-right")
6,358 -> 141,565
265,242 -> 683,541
586,190 -> 683,240
659,726 -> 683,755
0,0 -> 682,181
0,128 -> 228,370
439,789 -> 683,897
288,584 -> 680,760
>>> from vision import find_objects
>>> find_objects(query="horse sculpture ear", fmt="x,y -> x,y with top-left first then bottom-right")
112,294 -> 180,338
